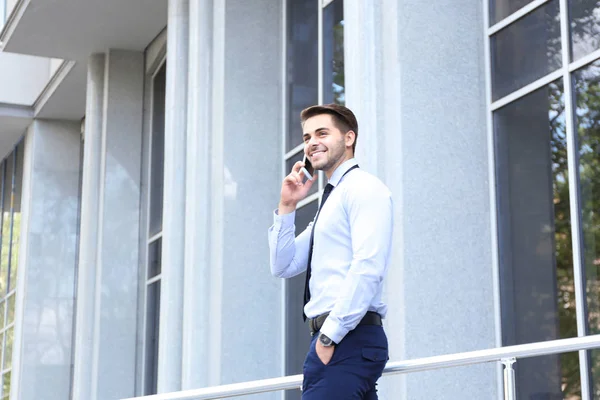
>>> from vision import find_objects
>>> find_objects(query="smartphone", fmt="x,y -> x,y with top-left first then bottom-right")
300,153 -> 314,181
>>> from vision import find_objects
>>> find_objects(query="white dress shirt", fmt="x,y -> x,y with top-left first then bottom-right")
268,158 -> 393,344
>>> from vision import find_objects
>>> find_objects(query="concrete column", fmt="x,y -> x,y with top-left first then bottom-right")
71,53 -> 105,400
11,120 -> 81,400
344,0 -> 381,176
182,0 -> 213,390
216,0 -> 282,392
90,49 -> 144,400
158,0 -> 189,393
345,0 -> 497,398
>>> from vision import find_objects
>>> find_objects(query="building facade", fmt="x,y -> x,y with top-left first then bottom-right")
0,0 -> 597,399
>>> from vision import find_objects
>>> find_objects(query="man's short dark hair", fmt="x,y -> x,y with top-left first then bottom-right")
300,104 -> 359,153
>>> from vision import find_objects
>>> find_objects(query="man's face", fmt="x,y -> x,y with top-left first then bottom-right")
302,114 -> 349,173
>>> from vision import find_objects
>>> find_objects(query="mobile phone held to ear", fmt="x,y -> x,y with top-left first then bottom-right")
301,154 -> 314,181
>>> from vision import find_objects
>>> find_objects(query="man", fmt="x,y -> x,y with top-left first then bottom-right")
268,104 -> 393,399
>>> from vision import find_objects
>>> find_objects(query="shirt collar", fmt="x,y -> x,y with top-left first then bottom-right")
328,158 -> 358,187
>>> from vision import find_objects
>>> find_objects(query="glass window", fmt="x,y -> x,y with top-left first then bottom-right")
491,0 -> 561,101
2,371 -> 8,400
0,156 -> 13,298
0,0 -> 5,28
285,201 -> 317,400
3,327 -> 12,371
147,238 -> 162,279
495,80 -> 581,399
6,295 -> 13,327
9,144 -> 22,292
149,64 -> 166,237
144,281 -> 160,395
490,0 -> 536,25
323,0 -> 345,105
287,0 -> 319,151
573,59 -> 600,397
143,61 -> 166,396
570,0 -> 600,61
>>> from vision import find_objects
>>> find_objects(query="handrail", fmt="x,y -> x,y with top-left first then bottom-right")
123,334 -> 600,400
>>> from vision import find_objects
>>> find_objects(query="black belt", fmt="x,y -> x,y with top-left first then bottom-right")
308,311 -> 382,336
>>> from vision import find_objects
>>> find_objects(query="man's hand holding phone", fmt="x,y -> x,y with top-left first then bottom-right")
279,159 -> 317,215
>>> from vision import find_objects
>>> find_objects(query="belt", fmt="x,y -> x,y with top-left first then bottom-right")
308,311 -> 382,336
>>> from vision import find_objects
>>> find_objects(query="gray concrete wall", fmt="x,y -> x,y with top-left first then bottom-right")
219,0 -> 283,392
388,0 -> 497,398
344,0 -> 498,398
93,49 -> 144,400
11,120 -> 81,400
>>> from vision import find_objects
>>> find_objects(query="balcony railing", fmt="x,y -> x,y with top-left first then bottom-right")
123,334 -> 600,400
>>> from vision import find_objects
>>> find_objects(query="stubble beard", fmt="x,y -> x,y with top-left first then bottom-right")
314,139 -> 347,173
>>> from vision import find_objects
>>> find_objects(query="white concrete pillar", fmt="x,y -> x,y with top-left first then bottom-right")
344,0 -> 381,176
71,52 -> 105,400
158,0 -> 189,393
11,120 -> 81,400
182,0 -> 213,390
344,0 -> 497,398
91,49 -> 144,400
216,0 -> 282,392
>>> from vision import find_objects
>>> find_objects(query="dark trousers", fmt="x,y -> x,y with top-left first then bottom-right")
302,324 -> 388,399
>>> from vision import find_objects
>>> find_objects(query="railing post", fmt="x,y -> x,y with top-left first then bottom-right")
502,357 -> 517,400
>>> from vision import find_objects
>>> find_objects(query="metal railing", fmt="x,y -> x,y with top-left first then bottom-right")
123,334 -> 600,400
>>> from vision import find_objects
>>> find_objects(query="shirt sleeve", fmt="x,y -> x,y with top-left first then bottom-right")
268,209 -> 313,278
319,183 -> 393,344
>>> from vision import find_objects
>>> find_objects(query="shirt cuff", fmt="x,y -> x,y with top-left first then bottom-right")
273,209 -> 296,227
319,317 -> 349,345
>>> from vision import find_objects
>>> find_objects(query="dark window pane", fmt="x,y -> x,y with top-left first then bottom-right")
9,143 -> 22,292
573,59 -> 600,398
491,0 -> 562,101
570,0 -> 600,61
286,151 -> 318,196
144,281 -> 160,395
149,64 -> 166,237
7,294 -> 14,326
147,238 -> 162,279
490,0 -> 535,25
287,0 -> 319,151
3,327 -> 12,371
0,156 -> 14,298
285,201 -> 317,400
0,163 -> 5,298
495,80 -> 580,399
2,371 -> 9,399
323,0 -> 345,105
0,302 -> 5,329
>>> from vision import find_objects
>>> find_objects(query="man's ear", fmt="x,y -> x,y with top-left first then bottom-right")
345,130 -> 356,148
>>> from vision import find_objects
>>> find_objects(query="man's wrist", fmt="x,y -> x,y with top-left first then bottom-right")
318,333 -> 336,347
278,201 -> 297,215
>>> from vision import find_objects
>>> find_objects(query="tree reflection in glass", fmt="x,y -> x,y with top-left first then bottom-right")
573,59 -> 600,399
323,0 -> 344,105
570,0 -> 600,61
495,80 -> 581,399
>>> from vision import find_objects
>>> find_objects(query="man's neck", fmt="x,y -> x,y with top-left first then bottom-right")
325,153 -> 354,180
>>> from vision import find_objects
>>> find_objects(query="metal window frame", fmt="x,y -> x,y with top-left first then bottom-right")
487,0 -> 551,35
0,145 -> 20,400
138,47 -> 167,396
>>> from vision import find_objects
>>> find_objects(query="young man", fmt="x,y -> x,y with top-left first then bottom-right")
268,104 -> 393,399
